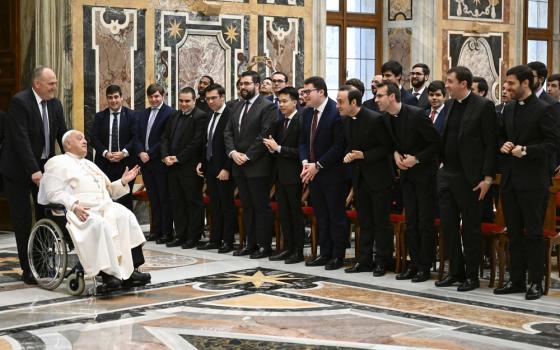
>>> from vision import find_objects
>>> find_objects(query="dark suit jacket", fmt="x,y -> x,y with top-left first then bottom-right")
223,95 -> 277,177
299,99 -> 346,185
539,91 -> 557,105
499,94 -> 560,190
362,98 -> 379,112
0,110 -> 5,150
134,103 -> 173,162
344,107 -> 394,191
401,87 -> 418,107
0,88 -> 67,181
267,94 -> 302,120
196,97 -> 213,114
90,106 -> 137,169
441,93 -> 497,186
202,106 -> 233,178
385,104 -> 440,183
161,107 -> 208,176
425,106 -> 447,136
410,88 -> 430,110
272,111 -> 303,185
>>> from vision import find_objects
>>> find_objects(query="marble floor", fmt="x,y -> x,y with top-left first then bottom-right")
1,232 -> 560,350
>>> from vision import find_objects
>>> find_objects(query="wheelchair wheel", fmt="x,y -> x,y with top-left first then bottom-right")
28,218 -> 68,290
67,273 -> 85,296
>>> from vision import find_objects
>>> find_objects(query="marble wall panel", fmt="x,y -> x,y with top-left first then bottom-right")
156,11 -> 249,107
448,32 -> 503,102
388,28 -> 412,88
257,0 -> 304,6
389,0 -> 413,21
258,16 -> 304,88
448,0 -> 504,22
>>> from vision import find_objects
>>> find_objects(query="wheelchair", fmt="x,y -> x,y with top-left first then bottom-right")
27,204 -> 87,295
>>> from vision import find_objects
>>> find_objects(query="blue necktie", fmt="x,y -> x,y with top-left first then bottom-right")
41,100 -> 50,159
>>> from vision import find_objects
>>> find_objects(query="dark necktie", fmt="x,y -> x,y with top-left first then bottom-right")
309,109 -> 319,162
111,112 -> 119,152
41,100 -> 50,159
413,92 -> 420,98
282,117 -> 290,137
207,112 -> 219,161
239,100 -> 250,132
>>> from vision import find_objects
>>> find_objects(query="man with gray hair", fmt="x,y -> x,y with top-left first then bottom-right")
0,66 -> 67,284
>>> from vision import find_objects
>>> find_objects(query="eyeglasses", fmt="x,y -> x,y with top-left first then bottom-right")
239,81 -> 254,87
410,72 -> 424,76
271,79 -> 286,84
375,93 -> 388,98
205,96 -> 220,101
301,88 -> 319,95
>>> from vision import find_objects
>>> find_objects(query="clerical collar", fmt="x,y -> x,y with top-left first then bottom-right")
456,91 -> 471,103
517,93 -> 534,106
181,108 -> 194,116
389,103 -> 402,118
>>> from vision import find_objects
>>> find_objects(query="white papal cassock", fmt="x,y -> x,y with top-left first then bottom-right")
38,153 -> 146,279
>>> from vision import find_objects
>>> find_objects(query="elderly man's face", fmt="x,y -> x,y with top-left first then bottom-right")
65,131 -> 88,157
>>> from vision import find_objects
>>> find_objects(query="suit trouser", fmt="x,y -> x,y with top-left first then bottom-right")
101,162 -> 133,210
168,168 -> 205,242
501,188 -> 548,284
276,181 -> 305,253
438,168 -> 483,279
310,180 -> 347,259
206,173 -> 236,245
402,175 -> 437,271
235,175 -> 273,248
355,182 -> 393,266
141,160 -> 173,238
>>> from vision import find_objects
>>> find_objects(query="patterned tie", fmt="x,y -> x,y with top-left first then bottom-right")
430,109 -> 437,123
111,112 -> 119,152
145,107 -> 158,150
413,92 -> 420,98
238,100 -> 250,132
309,109 -> 319,162
206,112 -> 219,161
41,100 -> 50,159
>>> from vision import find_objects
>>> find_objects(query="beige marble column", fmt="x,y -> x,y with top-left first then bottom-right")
313,0 -> 326,77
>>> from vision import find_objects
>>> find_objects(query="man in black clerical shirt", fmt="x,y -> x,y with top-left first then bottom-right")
195,75 -> 214,114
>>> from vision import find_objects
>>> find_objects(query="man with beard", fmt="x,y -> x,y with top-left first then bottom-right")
363,74 -> 383,111
196,75 -> 214,114
381,60 -> 418,107
528,61 -> 556,105
224,70 -> 277,258
494,64 -> 560,300
472,77 -> 489,98
410,63 -> 431,109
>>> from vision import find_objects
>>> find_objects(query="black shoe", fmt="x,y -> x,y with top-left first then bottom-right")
457,278 -> 480,292
373,264 -> 386,277
411,270 -> 431,283
145,233 -> 159,241
345,262 -> 373,273
250,247 -> 273,259
285,251 -> 304,264
269,250 -> 292,261
122,270 -> 151,288
197,241 -> 221,250
166,239 -> 183,248
233,245 -> 258,256
525,283 -> 543,300
181,240 -> 200,249
305,256 -> 329,267
493,280 -> 527,295
325,257 -> 344,270
155,236 -> 172,245
435,275 -> 465,287
395,267 -> 416,280
21,270 -> 37,285
99,272 -> 122,290
218,243 -> 234,254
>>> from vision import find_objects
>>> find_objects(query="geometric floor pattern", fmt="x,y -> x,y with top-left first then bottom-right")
1,232 -> 559,349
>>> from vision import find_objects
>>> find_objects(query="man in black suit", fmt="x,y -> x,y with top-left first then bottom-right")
161,87 -> 208,248
195,75 -> 214,114
381,60 -> 418,107
435,66 -> 496,292
0,66 -> 67,284
410,63 -> 431,110
528,61 -> 557,105
300,76 -> 347,270
197,84 -> 237,253
263,87 -> 305,264
362,74 -> 382,111
90,85 -> 137,210
337,85 -> 394,275
472,77 -> 489,98
547,73 -> 560,117
135,84 -> 174,243
377,82 -> 440,282
426,81 -> 447,136
224,70 -> 277,259
494,65 -> 560,300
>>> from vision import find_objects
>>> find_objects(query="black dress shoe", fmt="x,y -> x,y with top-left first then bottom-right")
21,271 -> 37,285
122,270 -> 151,288
233,245 -> 257,256
435,275 -> 465,287
411,270 -> 431,283
250,247 -> 273,259
373,264 -> 386,277
99,272 -> 122,290
325,257 -> 344,270
218,243 -> 234,254
493,280 -> 527,295
525,283 -> 543,300
181,240 -> 199,249
155,236 -> 172,245
305,256 -> 329,267
269,250 -> 292,261
145,233 -> 159,241
285,251 -> 304,264
457,278 -> 480,292
395,267 -> 416,280
345,262 -> 373,273
197,241 -> 221,250
166,238 -> 183,248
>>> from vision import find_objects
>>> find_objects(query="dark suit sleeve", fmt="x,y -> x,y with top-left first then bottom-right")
223,111 -> 235,156
160,113 -> 174,159
134,112 -> 146,156
123,109 -> 137,155
481,99 -> 497,178
54,100 -> 67,151
176,112 -> 207,163
526,104 -> 560,160
245,103 -> 277,161
317,115 -> 345,169
363,116 -> 394,163
299,113 -> 309,162
7,98 -> 40,175
90,112 -> 107,157
413,111 -> 440,163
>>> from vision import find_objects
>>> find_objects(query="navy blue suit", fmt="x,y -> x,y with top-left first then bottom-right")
299,99 -> 347,259
90,106 -> 137,209
401,87 -> 419,107
135,103 -> 174,239
425,106 -> 447,136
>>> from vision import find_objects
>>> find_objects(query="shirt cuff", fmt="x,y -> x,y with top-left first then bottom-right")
102,150 -> 108,157
122,148 -> 129,157
228,151 -> 235,158
276,145 -> 281,153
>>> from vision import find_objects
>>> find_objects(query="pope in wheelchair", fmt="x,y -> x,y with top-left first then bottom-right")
37,130 -> 150,290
